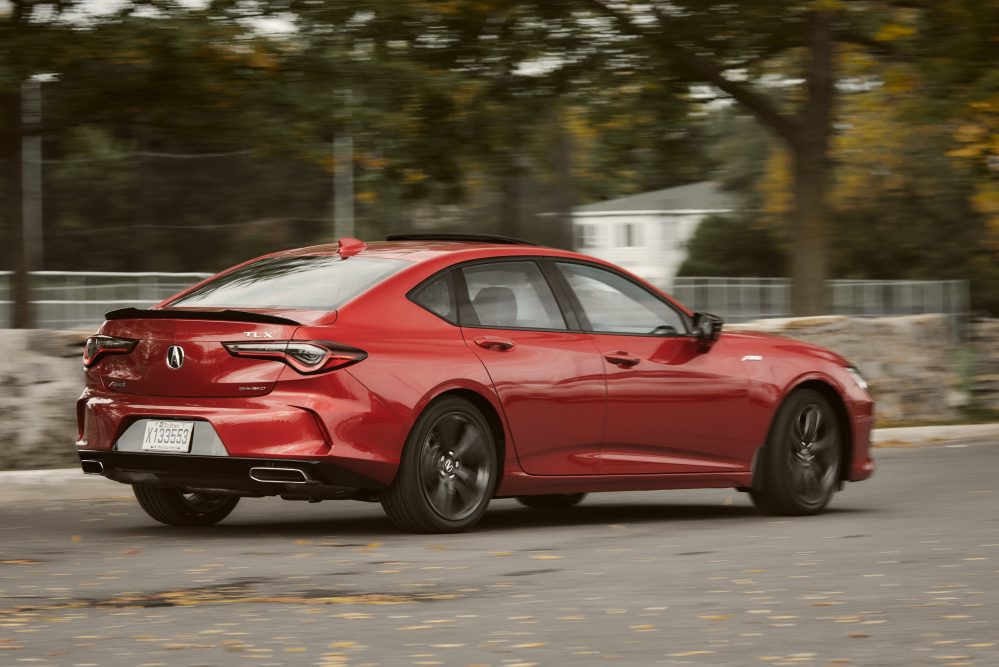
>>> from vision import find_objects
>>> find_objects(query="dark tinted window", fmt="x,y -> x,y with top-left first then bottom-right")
462,261 -> 566,330
170,255 -> 406,310
411,273 -> 457,323
557,262 -> 687,335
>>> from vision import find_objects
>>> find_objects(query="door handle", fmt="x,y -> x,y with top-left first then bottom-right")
604,351 -> 640,367
473,336 -> 516,351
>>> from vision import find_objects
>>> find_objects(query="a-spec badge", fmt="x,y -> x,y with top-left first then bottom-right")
166,345 -> 185,369
244,331 -> 274,338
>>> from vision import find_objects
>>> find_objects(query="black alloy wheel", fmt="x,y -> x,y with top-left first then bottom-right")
133,485 -> 240,526
751,388 -> 842,516
382,396 -> 497,533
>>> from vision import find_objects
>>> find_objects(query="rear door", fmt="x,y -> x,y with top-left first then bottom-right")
456,259 -> 606,476
550,260 -> 759,474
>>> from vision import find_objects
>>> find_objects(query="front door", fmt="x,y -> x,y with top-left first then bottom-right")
458,260 -> 606,476
551,260 -> 763,474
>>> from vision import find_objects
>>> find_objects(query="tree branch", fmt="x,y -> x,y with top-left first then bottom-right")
582,0 -> 800,143
721,43 -> 796,73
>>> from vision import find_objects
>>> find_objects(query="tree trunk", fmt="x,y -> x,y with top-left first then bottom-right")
498,154 -> 525,239
134,125 -> 153,271
790,143 -> 829,316
2,90 -> 32,329
789,9 -> 836,316
550,108 -> 574,250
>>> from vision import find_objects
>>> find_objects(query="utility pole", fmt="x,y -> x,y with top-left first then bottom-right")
3,89 -> 31,329
332,91 -> 354,240
21,77 -> 45,272
4,0 -> 33,328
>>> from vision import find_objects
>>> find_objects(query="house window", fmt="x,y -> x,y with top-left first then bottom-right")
574,224 -> 597,249
619,223 -> 638,247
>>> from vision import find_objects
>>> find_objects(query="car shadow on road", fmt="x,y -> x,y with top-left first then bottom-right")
476,502 -> 864,533
104,500 -> 866,540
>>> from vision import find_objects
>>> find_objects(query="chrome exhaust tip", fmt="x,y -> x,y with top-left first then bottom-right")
249,467 -> 310,484
81,459 -> 104,475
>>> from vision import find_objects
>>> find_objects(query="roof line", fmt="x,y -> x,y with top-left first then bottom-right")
384,233 -> 537,246
573,209 -> 733,218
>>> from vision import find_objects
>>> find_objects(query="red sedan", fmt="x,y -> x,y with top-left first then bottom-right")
76,234 -> 874,533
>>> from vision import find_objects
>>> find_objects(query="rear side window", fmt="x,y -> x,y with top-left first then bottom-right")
462,261 -> 566,330
411,273 -> 457,323
170,255 -> 407,310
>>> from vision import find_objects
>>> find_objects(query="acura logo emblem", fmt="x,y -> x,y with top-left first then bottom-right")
166,345 -> 185,369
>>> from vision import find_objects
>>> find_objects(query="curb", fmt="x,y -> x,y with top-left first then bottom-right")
0,469 -> 131,503
1,424 -> 996,502
872,423 -> 999,448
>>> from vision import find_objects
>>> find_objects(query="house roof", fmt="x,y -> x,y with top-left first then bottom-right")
574,180 -> 734,214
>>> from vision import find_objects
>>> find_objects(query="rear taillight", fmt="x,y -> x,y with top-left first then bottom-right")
83,335 -> 138,367
222,340 -> 366,374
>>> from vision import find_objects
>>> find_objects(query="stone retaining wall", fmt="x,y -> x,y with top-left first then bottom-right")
0,317 -> 995,470
731,315 -> 965,423
970,318 -> 999,410
0,330 -> 86,470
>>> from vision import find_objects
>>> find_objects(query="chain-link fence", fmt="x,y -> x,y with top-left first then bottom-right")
670,277 -> 969,321
0,271 -> 972,333
0,271 -> 212,330
670,277 -> 970,340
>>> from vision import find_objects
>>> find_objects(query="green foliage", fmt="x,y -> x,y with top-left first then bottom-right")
678,214 -> 788,278
1,0 -> 996,317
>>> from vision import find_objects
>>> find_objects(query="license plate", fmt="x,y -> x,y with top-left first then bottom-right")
141,420 -> 195,452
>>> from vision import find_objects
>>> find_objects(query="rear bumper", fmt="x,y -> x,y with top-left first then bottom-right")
75,380 -> 407,488
78,450 -> 386,496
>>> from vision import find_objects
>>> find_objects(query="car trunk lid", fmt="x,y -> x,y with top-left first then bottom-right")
96,310 -> 307,397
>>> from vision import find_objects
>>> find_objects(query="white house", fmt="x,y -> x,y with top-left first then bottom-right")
572,181 -> 734,289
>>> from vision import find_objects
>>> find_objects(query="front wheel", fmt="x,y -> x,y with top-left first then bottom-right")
133,485 -> 240,526
382,396 -> 497,533
750,388 -> 842,516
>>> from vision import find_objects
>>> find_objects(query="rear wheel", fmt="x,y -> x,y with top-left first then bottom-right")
133,485 -> 240,526
516,494 -> 586,510
750,388 -> 842,516
382,396 -> 497,533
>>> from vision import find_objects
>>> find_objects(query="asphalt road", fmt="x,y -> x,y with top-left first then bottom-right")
1,442 -> 997,667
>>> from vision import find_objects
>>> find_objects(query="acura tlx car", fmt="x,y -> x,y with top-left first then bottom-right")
76,233 -> 874,533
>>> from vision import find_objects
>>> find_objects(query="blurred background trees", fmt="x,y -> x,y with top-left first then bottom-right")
2,0 -> 997,319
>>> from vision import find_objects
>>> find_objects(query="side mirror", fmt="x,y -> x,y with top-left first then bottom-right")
693,312 -> 723,351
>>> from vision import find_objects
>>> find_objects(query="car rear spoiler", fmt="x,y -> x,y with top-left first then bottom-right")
105,307 -> 301,326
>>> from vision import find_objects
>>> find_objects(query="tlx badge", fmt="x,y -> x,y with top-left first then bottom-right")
244,331 -> 274,338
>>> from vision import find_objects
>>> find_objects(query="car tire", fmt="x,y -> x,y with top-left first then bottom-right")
133,485 -> 240,526
516,493 -> 586,510
382,396 -> 498,533
750,388 -> 842,516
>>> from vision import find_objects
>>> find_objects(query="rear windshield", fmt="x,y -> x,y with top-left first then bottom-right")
169,255 -> 407,310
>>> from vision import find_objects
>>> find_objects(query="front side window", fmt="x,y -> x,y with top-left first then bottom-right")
170,255 -> 407,310
557,262 -> 687,335
462,261 -> 566,330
